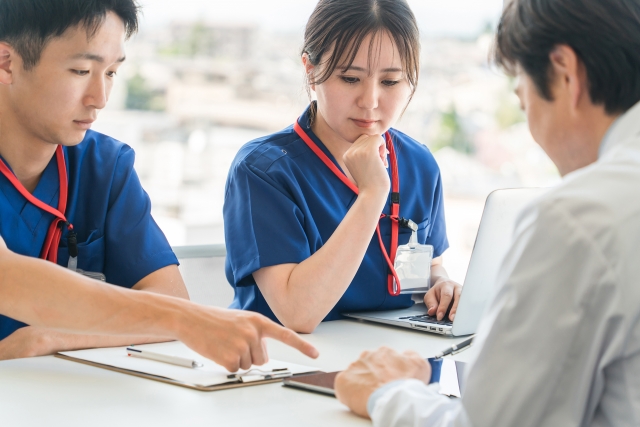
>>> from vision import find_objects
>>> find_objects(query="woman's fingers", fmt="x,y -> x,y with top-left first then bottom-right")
343,134 -> 390,196
449,284 -> 463,321
424,288 -> 439,316
379,144 -> 389,167
425,281 -> 457,321
436,282 -> 455,321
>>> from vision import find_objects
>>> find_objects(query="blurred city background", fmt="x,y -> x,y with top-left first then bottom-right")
92,0 -> 560,284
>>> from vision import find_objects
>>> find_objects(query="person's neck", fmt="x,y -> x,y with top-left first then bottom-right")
556,110 -> 619,177
311,110 -> 353,172
0,120 -> 58,193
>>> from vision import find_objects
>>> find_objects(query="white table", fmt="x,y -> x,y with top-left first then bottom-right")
0,320 -> 475,427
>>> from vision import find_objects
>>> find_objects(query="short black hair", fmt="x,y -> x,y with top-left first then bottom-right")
0,0 -> 140,70
494,0 -> 640,115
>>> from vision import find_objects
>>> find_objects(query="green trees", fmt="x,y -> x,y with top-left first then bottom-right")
433,106 -> 474,154
125,73 -> 165,111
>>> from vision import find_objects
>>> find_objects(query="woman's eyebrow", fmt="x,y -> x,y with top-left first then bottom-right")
340,66 -> 403,73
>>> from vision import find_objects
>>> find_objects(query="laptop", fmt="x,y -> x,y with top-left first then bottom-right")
344,188 -> 547,336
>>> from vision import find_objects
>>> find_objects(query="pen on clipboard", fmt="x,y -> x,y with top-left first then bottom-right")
126,347 -> 203,368
433,336 -> 475,359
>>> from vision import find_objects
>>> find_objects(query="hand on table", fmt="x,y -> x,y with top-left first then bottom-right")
0,326 -> 54,360
335,347 -> 431,418
424,278 -> 462,321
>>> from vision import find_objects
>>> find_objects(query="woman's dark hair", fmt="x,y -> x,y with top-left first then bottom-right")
0,0 -> 140,70
494,0 -> 640,115
302,0 -> 420,120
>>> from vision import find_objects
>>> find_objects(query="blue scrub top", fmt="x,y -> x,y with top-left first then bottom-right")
0,130 -> 178,340
224,105 -> 449,323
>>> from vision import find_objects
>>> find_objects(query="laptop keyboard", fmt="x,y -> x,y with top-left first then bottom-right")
399,314 -> 453,326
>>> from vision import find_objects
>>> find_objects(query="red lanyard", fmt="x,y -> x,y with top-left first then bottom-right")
293,121 -> 403,296
0,145 -> 73,264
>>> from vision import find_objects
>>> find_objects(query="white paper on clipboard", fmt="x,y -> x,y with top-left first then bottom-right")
59,341 -> 318,388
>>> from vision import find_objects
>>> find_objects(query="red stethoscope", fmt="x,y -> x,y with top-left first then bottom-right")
294,121 -> 405,296
0,145 -> 77,264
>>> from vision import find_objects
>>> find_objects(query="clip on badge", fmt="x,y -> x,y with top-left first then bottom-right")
65,230 -> 106,281
393,219 -> 434,294
67,255 -> 107,282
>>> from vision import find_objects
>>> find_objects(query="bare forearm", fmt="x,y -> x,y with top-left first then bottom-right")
34,327 -> 171,354
42,267 -> 191,352
269,192 -> 386,331
0,237 -> 319,369
431,262 -> 450,286
0,247 -> 185,339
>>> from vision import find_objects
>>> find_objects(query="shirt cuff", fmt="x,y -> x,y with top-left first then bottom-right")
367,380 -> 416,417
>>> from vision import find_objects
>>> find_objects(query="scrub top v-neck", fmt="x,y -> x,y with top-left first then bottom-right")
224,105 -> 449,323
0,130 -> 178,340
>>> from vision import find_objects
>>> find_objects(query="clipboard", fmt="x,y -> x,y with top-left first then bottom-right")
55,353 -> 290,391
55,342 -> 319,392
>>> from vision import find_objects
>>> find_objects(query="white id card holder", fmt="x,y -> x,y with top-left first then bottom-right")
393,223 -> 434,295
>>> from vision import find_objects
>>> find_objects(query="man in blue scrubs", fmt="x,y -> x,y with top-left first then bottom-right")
0,0 -> 189,359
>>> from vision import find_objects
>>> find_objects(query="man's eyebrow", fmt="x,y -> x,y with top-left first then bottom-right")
71,53 -> 126,63
340,66 -> 403,73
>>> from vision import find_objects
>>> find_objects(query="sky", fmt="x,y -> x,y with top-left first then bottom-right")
137,0 -> 505,37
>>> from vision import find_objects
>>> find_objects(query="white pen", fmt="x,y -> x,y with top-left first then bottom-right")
126,347 -> 204,369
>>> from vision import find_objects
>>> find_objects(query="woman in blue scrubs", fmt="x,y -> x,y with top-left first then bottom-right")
224,0 -> 462,333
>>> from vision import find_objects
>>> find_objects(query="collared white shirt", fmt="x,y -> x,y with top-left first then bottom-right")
369,101 -> 640,427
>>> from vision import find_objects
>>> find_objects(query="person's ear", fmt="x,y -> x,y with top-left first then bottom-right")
0,42 -> 14,85
549,44 -> 587,113
302,53 -> 316,91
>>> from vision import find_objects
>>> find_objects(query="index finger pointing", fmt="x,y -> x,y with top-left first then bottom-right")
263,321 -> 319,359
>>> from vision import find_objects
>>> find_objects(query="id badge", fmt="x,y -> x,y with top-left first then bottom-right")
76,269 -> 107,282
393,226 -> 434,294
68,256 -> 106,282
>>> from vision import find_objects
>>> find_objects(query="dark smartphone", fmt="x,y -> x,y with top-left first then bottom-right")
282,360 -> 466,398
282,371 -> 340,396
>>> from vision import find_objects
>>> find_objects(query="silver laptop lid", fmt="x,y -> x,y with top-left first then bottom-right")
452,188 -> 547,336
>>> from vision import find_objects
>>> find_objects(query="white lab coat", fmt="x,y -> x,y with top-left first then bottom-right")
369,101 -> 640,427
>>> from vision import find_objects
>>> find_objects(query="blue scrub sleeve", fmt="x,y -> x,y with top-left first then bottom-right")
426,173 -> 449,258
225,162 -> 310,288
103,147 -> 178,288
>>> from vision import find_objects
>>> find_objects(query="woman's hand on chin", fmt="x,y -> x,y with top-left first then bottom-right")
343,134 -> 390,200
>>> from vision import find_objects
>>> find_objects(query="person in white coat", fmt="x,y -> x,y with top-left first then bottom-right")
334,0 -> 640,425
